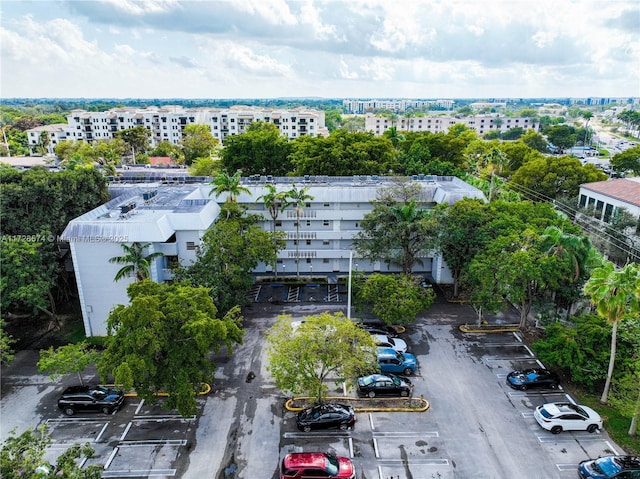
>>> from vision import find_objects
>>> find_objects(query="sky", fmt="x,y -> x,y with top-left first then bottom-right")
1,0 -> 639,100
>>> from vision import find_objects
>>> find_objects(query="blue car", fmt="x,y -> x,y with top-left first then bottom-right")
376,347 -> 417,376
578,455 -> 640,478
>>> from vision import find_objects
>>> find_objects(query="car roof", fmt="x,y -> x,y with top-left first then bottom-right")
376,347 -> 397,356
283,452 -> 329,469
542,402 -> 596,417
62,385 -> 91,394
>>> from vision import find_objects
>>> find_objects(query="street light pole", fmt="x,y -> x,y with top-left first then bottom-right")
347,250 -> 353,320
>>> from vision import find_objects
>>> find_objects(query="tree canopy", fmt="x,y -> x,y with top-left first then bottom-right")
221,122 -> 292,176
266,312 -> 377,403
354,182 -> 437,274
355,273 -> 434,325
180,124 -> 218,165
98,281 -> 245,417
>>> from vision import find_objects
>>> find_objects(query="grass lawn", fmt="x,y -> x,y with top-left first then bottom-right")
577,392 -> 639,455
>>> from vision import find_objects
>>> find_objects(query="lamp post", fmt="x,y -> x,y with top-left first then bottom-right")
347,250 -> 353,319
282,263 -> 286,278
309,264 -> 313,277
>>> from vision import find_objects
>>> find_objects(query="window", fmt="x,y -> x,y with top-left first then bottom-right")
323,240 -> 330,246
275,220 -> 282,227
323,220 -> 330,226
306,240 -> 311,245
323,258 -> 330,263
186,242 -> 198,251
306,220 -> 311,226
324,203 -> 330,207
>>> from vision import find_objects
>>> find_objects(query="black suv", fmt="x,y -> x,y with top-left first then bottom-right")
57,385 -> 125,416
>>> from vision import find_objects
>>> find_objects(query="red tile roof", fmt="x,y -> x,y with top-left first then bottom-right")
148,156 -> 174,166
581,178 -> 640,207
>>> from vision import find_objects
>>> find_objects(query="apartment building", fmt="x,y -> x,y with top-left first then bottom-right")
27,106 -> 327,151
343,99 -> 454,114
26,124 -> 69,154
365,113 -> 540,136
61,175 -> 485,336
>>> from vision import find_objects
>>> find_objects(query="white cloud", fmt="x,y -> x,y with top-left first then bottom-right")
231,0 -> 297,25
98,0 -> 181,16
339,58 -> 359,80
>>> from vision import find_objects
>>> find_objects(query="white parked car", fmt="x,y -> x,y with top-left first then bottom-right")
370,334 -> 407,353
534,402 -> 602,434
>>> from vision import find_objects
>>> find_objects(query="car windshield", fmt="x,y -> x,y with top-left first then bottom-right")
539,408 -> 554,419
391,376 -> 400,385
397,352 -> 405,361
361,376 -> 375,386
325,454 -> 339,475
593,457 -> 623,476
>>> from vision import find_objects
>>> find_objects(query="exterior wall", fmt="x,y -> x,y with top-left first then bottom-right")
578,187 -> 640,223
62,106 -> 327,149
343,99 -> 454,114
365,114 -> 539,136
64,177 -> 484,336
26,124 -> 68,154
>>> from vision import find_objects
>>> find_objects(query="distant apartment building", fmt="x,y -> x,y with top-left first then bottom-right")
61,175 -> 485,336
343,99 -> 454,114
568,97 -> 640,106
27,106 -> 328,151
365,113 -> 540,136
579,178 -> 640,225
26,124 -> 69,154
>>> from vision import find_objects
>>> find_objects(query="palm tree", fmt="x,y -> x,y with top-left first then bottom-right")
285,184 -> 314,278
257,184 -> 288,277
109,242 -> 164,282
209,170 -> 251,203
583,261 -> 640,404
581,111 -> 594,147
539,226 -> 596,282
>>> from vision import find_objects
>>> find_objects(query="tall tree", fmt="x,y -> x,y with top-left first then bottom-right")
209,170 -> 251,203
433,199 -> 488,298
355,190 -> 437,275
257,185 -> 289,277
583,261 -> 640,404
355,274 -> 434,326
37,342 -> 101,386
285,184 -> 314,278
175,203 -> 284,315
266,312 -> 376,403
98,281 -> 245,417
180,124 -> 218,165
221,121 -> 292,176
109,242 -> 164,282
116,126 -> 151,161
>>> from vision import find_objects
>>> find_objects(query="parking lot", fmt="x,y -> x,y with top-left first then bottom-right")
1,295 -> 628,478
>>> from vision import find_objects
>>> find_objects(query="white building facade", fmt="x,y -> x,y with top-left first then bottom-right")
62,176 -> 485,337
365,113 -> 539,137
343,99 -> 454,114
27,106 -> 328,151
27,124 -> 69,154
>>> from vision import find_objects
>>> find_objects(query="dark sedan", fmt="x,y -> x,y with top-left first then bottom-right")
57,385 -> 125,416
506,368 -> 559,390
357,373 -> 412,398
296,403 -> 356,432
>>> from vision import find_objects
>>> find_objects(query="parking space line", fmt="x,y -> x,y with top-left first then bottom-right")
45,418 -> 106,424
369,413 -> 375,431
283,432 -> 350,439
348,437 -> 354,458
556,464 -> 579,471
513,332 -> 522,342
120,422 -> 132,441
521,412 -> 535,418
95,423 -> 109,442
377,465 -> 384,479
523,345 -> 534,357
508,391 -> 565,398
132,415 -> 195,422
537,434 -> 602,443
134,399 -> 145,415
376,458 -> 450,466
102,469 -> 177,477
119,439 -> 187,446
104,446 -> 119,469
373,437 -> 380,458
373,431 -> 439,438
606,441 -> 620,455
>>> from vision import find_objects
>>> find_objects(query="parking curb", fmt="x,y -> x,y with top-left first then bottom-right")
284,396 -> 430,413
459,324 -> 520,333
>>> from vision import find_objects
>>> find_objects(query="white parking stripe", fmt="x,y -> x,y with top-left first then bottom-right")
373,437 -> 380,458
369,412 -> 375,431
120,422 -> 132,441
134,399 -> 145,415
104,446 -> 119,469
605,441 -> 620,455
95,423 -> 109,442
102,469 -> 176,477
349,437 -> 354,458
556,464 -> 579,471
513,332 -> 522,342
373,431 -> 439,438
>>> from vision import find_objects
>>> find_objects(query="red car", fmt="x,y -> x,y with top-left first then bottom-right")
280,452 -> 355,479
